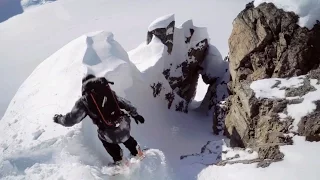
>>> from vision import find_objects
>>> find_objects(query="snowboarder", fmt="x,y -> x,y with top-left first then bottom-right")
53,74 -> 145,166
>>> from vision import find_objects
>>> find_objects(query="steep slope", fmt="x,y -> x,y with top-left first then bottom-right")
0,0 -> 252,117
0,30 -> 223,180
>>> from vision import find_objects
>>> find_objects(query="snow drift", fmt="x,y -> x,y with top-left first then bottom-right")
0,31 -> 171,180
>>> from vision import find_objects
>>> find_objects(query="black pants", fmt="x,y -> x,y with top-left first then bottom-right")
98,135 -> 138,162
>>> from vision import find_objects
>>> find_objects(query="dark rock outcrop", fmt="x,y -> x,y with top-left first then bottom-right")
225,2 -> 320,166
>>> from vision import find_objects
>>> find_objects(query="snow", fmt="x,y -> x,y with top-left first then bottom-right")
250,76 -> 304,99
0,0 -> 251,117
1,0 -> 319,179
254,0 -> 320,29
251,76 -> 320,131
0,31 -> 221,180
148,14 -> 175,31
198,136 -> 320,180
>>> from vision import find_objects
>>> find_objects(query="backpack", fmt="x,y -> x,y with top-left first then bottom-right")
86,78 -> 122,128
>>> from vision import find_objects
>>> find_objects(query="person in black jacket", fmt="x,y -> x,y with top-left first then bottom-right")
53,74 -> 145,165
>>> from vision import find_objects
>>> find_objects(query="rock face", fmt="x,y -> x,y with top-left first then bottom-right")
225,2 -> 320,165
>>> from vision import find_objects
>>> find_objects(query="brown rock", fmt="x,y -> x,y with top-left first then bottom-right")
225,1 -> 320,163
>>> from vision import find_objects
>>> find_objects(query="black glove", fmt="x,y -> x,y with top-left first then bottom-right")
53,114 -> 63,124
133,115 -> 145,124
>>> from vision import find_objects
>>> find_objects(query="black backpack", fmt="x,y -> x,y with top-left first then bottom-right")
84,77 -> 122,127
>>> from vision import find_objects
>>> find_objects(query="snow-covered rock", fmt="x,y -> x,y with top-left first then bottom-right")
148,13 -> 175,32
131,14 -> 228,115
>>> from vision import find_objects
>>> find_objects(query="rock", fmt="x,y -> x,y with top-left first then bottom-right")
228,2 -> 320,82
298,100 -> 320,142
225,2 -> 320,162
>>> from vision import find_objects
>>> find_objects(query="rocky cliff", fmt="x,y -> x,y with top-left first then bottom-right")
224,2 -> 320,166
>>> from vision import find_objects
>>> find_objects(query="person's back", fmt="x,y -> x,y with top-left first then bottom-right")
53,74 -> 145,165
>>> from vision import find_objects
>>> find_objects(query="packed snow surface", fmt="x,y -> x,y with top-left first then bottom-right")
0,31 -> 222,180
254,0 -> 320,29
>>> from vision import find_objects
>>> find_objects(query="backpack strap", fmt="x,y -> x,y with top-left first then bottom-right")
106,85 -> 122,115
90,92 -> 113,126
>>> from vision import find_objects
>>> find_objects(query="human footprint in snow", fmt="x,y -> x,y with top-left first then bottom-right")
53,74 -> 145,165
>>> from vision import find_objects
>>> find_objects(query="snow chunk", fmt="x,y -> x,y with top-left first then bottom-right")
250,76 -> 304,99
254,0 -> 320,29
148,14 -> 175,31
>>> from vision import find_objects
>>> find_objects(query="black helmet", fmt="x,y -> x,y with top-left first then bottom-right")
82,74 -> 95,84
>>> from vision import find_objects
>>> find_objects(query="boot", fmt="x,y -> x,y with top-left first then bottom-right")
136,145 -> 145,159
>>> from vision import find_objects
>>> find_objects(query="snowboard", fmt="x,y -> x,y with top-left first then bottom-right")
104,148 -> 150,176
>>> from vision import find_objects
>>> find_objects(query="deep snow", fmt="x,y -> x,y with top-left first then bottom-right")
0,0 -> 252,117
0,30 -> 223,180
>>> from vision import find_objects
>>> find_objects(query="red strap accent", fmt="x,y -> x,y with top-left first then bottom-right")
90,93 -> 113,126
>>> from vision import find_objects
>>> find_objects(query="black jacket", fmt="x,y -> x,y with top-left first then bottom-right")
56,77 -> 139,131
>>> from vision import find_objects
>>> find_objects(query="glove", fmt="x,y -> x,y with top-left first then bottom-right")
53,114 -> 63,124
133,115 -> 145,124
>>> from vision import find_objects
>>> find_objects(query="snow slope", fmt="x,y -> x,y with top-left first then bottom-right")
254,0 -> 320,29
0,0 -> 252,117
0,31 -> 223,180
